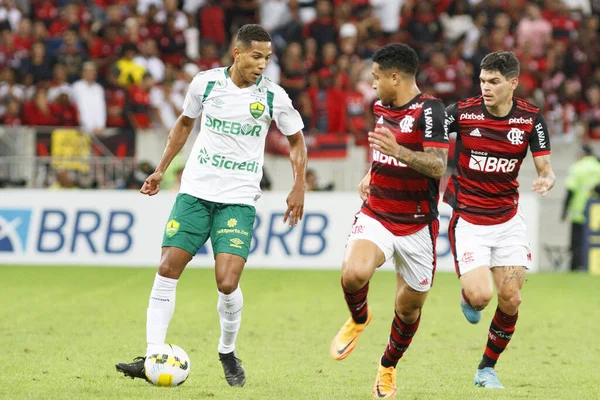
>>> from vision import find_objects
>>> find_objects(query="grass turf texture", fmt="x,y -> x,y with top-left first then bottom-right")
1,266 -> 598,400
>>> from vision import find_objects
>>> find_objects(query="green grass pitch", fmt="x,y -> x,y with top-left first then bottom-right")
1,266 -> 599,400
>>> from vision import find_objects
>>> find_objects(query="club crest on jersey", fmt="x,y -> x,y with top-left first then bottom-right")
399,116 -> 414,133
249,101 -> 265,119
507,128 -> 524,145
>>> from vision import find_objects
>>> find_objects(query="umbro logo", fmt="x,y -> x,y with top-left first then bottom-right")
469,128 -> 482,137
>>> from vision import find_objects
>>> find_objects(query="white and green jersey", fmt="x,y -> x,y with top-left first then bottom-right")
180,67 -> 303,205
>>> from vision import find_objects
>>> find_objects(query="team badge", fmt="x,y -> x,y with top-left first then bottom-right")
249,102 -> 265,119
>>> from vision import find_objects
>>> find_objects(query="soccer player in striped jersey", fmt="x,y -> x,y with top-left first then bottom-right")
444,51 -> 556,389
329,43 -> 449,398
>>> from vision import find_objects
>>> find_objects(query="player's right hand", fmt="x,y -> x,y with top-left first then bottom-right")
140,172 -> 163,196
358,173 -> 370,201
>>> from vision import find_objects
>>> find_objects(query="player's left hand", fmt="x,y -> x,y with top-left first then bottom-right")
368,127 -> 402,159
531,176 -> 554,197
284,185 -> 305,227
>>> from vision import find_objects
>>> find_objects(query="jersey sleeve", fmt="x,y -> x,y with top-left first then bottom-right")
445,102 -> 459,136
272,86 -> 304,136
181,74 -> 207,119
421,99 -> 449,148
530,111 -> 551,156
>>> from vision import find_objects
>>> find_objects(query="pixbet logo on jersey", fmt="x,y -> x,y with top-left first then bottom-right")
469,151 -> 518,173
460,113 -> 485,121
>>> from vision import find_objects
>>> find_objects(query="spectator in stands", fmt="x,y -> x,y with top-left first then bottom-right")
0,67 -> 25,116
562,145 -> 600,270
50,89 -> 78,127
259,0 -> 291,32
0,97 -> 21,126
89,23 -> 123,78
516,3 -> 552,58
151,79 -> 183,130
583,85 -> 600,140
304,0 -> 336,52
50,169 -> 79,189
307,67 -> 345,134
196,39 -> 221,71
127,72 -> 155,129
13,18 -> 33,52
22,87 -> 58,126
116,42 -> 146,87
134,38 -> 165,83
72,62 -> 106,135
47,63 -> 72,103
55,29 -> 87,83
21,41 -> 53,83
105,66 -> 130,129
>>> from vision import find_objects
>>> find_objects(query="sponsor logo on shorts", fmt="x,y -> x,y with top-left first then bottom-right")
351,225 -> 364,235
230,238 -> 244,248
165,219 -> 180,238
216,228 -> 249,236
461,251 -> 474,264
227,218 -> 237,228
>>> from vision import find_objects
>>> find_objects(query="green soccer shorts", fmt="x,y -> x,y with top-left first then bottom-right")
162,193 -> 256,260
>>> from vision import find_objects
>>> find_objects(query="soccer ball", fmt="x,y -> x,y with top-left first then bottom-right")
144,344 -> 191,386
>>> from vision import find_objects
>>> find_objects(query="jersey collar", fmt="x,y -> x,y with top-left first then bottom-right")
225,66 -> 263,86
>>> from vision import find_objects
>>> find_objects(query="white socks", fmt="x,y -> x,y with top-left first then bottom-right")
146,273 -> 178,355
217,287 -> 243,354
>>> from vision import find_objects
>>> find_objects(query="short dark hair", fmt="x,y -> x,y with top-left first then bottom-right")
235,24 -> 272,47
372,43 -> 419,76
480,51 -> 520,78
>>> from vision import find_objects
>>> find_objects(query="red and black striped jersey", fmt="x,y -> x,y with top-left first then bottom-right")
362,93 -> 449,236
443,95 -> 551,225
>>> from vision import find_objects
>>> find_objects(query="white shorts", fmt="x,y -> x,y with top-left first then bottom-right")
449,207 -> 532,276
346,212 -> 437,292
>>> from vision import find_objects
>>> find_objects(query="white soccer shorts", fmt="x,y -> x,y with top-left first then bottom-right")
346,212 -> 437,292
448,207 -> 532,276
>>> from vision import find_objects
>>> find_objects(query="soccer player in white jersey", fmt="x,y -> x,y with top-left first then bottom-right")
116,24 -> 307,387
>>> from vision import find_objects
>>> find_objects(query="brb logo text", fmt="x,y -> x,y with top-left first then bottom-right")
0,208 -> 134,254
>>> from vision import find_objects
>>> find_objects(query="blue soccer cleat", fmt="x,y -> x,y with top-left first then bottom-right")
460,295 -> 482,324
474,367 -> 505,389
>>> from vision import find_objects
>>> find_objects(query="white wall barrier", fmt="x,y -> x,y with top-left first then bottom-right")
0,190 -> 539,272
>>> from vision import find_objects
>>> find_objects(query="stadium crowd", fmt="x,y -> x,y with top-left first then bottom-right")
0,0 -> 598,143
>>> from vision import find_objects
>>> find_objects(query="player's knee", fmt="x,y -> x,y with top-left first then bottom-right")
395,306 -> 421,324
216,278 -> 238,294
158,260 -> 184,279
465,288 -> 493,310
498,290 -> 521,312
341,266 -> 370,291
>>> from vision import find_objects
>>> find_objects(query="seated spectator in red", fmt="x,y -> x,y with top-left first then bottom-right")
196,40 -> 221,72
105,67 -> 130,128
158,15 -> 186,67
49,4 -> 88,38
128,73 -> 154,129
1,97 -> 22,126
22,88 -> 59,126
280,42 -> 308,105
303,0 -> 337,51
307,68 -> 346,134
13,19 -> 34,52
89,24 -> 124,77
50,90 -> 78,126
198,0 -> 226,47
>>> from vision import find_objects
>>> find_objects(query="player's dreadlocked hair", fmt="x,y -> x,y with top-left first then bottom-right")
235,24 -> 272,47
372,43 -> 419,76
480,51 -> 520,79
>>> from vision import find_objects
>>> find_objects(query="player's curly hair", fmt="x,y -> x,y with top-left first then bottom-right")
236,24 -> 272,46
480,51 -> 520,79
372,43 -> 419,76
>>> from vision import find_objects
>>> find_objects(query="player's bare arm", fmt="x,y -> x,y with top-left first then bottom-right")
358,168 -> 371,201
283,131 -> 307,227
140,115 -> 195,196
368,126 -> 448,179
531,154 -> 555,197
